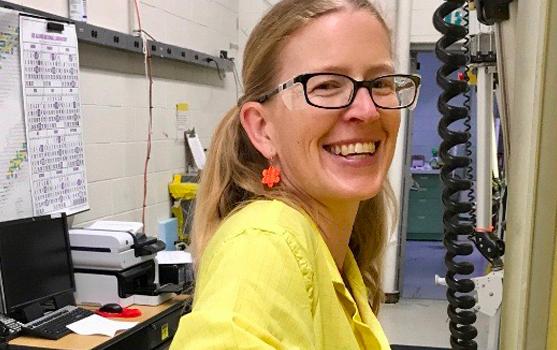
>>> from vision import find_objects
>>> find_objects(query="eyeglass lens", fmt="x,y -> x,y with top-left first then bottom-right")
305,74 -> 417,109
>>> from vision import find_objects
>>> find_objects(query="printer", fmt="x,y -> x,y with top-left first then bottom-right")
69,221 -> 182,307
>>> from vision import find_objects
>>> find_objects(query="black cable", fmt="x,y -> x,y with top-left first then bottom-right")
206,58 -> 225,80
462,3 -> 476,231
231,61 -> 243,101
433,2 -> 478,349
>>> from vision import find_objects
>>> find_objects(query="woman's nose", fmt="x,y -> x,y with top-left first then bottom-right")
345,87 -> 381,122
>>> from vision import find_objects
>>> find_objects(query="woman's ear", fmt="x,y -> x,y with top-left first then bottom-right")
239,101 -> 276,159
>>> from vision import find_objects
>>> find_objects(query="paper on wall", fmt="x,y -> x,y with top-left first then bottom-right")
186,133 -> 205,170
19,15 -> 89,216
0,8 -> 33,221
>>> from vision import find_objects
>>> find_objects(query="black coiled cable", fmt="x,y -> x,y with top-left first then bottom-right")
461,3 -> 476,229
433,1 -> 478,349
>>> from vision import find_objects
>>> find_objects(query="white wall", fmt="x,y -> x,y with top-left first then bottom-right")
11,0 -> 239,235
411,0 -> 442,44
410,0 -> 480,44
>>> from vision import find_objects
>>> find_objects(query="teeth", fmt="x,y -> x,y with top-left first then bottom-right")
341,144 -> 349,155
330,142 -> 377,156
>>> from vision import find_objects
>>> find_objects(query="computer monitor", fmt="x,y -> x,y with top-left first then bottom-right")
0,214 -> 75,322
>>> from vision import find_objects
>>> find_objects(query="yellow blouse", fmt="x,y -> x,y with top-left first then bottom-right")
170,200 -> 391,350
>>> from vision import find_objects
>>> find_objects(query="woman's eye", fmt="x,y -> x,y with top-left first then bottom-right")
373,80 -> 395,90
313,81 -> 341,91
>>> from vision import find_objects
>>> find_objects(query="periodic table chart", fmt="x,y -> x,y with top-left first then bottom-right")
0,8 -> 33,222
19,15 -> 88,216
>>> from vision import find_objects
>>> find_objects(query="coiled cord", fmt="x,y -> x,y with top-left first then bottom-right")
461,2 -> 476,229
433,1 -> 478,349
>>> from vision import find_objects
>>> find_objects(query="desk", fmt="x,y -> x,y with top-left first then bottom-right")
8,296 -> 189,350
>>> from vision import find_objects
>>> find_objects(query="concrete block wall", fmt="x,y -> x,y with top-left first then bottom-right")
11,0 -> 239,235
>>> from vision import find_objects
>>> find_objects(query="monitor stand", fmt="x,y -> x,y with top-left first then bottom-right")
19,303 -> 42,323
54,291 -> 75,309
17,291 -> 76,323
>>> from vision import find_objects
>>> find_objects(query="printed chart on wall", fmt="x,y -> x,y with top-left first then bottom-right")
0,8 -> 33,222
19,15 -> 88,216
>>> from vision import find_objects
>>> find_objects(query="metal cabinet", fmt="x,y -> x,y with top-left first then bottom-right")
407,172 -> 444,241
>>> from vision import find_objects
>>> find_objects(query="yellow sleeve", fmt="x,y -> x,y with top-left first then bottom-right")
170,229 -> 315,350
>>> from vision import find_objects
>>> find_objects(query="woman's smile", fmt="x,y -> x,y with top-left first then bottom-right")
323,140 -> 382,168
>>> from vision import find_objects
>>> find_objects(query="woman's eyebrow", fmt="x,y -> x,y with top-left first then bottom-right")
366,62 -> 395,75
309,62 -> 395,76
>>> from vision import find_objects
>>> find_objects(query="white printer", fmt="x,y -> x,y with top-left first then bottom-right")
69,221 -> 181,307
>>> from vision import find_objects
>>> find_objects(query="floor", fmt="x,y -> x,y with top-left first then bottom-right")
379,298 -> 491,349
379,240 -> 493,349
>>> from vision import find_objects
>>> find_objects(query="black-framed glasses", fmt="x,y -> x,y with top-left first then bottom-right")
256,72 -> 421,110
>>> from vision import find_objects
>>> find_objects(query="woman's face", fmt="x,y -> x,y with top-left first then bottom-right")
265,9 -> 399,208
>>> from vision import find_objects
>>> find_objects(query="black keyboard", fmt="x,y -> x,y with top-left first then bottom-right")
23,305 -> 95,340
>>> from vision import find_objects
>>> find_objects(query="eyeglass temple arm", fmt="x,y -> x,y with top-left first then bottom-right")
256,79 -> 298,103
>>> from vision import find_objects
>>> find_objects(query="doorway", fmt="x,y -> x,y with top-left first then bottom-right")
399,49 -> 486,300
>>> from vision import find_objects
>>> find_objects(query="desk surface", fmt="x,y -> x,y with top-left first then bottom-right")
9,295 -> 189,350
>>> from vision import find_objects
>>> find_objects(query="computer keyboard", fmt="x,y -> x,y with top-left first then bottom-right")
23,305 -> 95,340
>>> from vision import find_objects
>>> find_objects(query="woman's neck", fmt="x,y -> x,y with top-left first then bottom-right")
278,178 -> 360,269
316,200 -> 360,270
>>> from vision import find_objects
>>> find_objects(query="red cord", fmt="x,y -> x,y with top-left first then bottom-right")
133,0 -> 142,32
133,0 -> 152,231
142,59 -> 153,229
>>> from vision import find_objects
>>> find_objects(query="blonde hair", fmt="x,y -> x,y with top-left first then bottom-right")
191,0 -> 396,314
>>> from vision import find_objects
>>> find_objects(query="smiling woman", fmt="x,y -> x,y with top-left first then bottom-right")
170,1 -> 420,349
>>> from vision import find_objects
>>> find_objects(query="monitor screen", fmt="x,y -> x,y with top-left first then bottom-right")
0,214 -> 74,314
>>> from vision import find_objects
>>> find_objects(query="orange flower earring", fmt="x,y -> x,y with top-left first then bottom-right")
261,164 -> 281,189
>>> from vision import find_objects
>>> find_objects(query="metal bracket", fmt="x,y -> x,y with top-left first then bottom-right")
435,269 -> 503,317
469,231 -> 505,268
475,0 -> 515,26
0,0 -> 233,72
469,32 -> 497,64
473,270 -> 503,317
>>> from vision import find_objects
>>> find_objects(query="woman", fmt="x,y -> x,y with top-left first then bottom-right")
170,0 -> 420,349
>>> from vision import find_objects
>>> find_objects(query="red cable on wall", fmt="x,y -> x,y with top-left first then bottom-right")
133,0 -> 153,232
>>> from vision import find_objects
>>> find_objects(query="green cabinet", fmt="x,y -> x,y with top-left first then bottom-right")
407,172 -> 444,241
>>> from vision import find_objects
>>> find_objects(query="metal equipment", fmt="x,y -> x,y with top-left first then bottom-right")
433,1 -> 513,349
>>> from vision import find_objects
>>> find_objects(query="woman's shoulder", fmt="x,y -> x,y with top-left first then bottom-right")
199,200 -> 320,295
209,199 -> 320,257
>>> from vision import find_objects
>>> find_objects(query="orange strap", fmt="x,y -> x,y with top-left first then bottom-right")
475,225 -> 495,233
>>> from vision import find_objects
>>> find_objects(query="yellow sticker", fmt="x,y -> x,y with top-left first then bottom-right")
161,323 -> 169,340
176,103 -> 189,112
